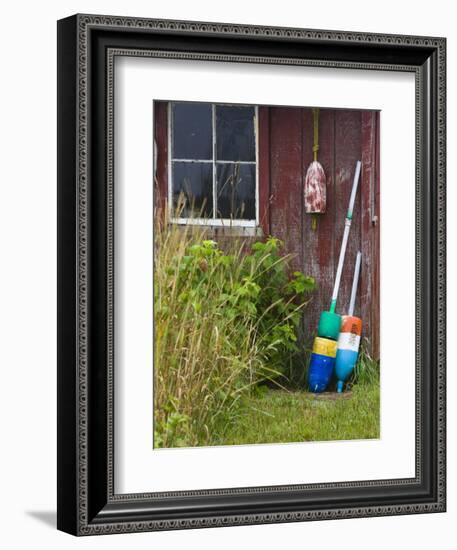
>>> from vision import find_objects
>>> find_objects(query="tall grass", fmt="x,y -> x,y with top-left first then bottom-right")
154,214 -> 315,448
154,222 -> 260,447
350,339 -> 380,387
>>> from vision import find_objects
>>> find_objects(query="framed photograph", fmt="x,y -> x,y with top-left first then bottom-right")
57,14 -> 446,535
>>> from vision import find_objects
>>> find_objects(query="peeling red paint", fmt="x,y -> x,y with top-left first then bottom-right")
153,101 -> 168,215
154,103 -> 380,358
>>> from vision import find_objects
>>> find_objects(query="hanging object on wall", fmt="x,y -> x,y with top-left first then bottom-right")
335,251 -> 363,393
307,160 -> 361,393
304,108 -> 327,230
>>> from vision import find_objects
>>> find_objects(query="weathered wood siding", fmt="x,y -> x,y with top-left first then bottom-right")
154,102 -> 380,358
154,101 -> 168,216
268,107 -> 380,358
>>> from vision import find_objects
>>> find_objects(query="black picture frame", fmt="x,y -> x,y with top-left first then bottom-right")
57,14 -> 446,536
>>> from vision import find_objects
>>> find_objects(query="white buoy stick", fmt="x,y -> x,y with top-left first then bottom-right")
348,251 -> 362,316
329,160 -> 361,313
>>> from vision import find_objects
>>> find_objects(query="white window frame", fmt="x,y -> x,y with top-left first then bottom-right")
167,102 -> 259,227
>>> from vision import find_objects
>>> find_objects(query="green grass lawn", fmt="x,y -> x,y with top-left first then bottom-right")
212,382 -> 380,446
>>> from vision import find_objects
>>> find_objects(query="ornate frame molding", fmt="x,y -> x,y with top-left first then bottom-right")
57,14 -> 446,536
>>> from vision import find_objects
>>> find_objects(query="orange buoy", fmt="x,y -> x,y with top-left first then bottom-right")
340,315 -> 362,336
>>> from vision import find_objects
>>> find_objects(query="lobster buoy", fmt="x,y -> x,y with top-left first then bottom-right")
308,337 -> 337,393
335,252 -> 363,393
335,316 -> 362,392
306,162 -> 361,394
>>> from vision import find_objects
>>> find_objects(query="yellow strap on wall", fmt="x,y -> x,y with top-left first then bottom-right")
313,107 -> 319,162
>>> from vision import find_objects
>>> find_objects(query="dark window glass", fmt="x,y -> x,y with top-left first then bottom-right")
172,162 -> 213,218
216,163 -> 256,220
216,106 -> 255,162
172,103 -> 212,160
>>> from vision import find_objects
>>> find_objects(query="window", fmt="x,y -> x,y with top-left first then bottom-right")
169,102 -> 258,226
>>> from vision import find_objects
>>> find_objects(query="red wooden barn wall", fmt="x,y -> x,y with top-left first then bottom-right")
265,107 -> 380,359
154,103 -> 380,359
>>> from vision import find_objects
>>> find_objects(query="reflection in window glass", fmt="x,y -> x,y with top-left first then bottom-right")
170,102 -> 257,222
216,106 -> 256,162
216,163 -> 256,220
172,162 -> 213,218
172,103 -> 212,160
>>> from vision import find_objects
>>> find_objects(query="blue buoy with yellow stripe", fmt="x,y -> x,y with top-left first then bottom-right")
308,337 -> 337,393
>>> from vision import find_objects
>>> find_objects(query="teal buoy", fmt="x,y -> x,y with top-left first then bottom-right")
317,310 -> 342,340
335,349 -> 359,392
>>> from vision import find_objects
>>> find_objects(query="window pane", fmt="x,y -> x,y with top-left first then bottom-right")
216,163 -> 256,220
216,106 -> 255,162
172,162 -> 213,218
172,102 -> 212,160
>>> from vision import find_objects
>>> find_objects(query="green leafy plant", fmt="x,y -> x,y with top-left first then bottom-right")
154,220 -> 316,448
243,238 -> 316,379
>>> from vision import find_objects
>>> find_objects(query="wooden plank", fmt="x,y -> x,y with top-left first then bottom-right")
360,111 -> 374,356
360,110 -> 380,358
334,110 -> 363,330
258,106 -> 271,236
153,101 -> 168,217
373,112 -> 381,359
269,107 -> 303,271
301,108 -> 335,344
